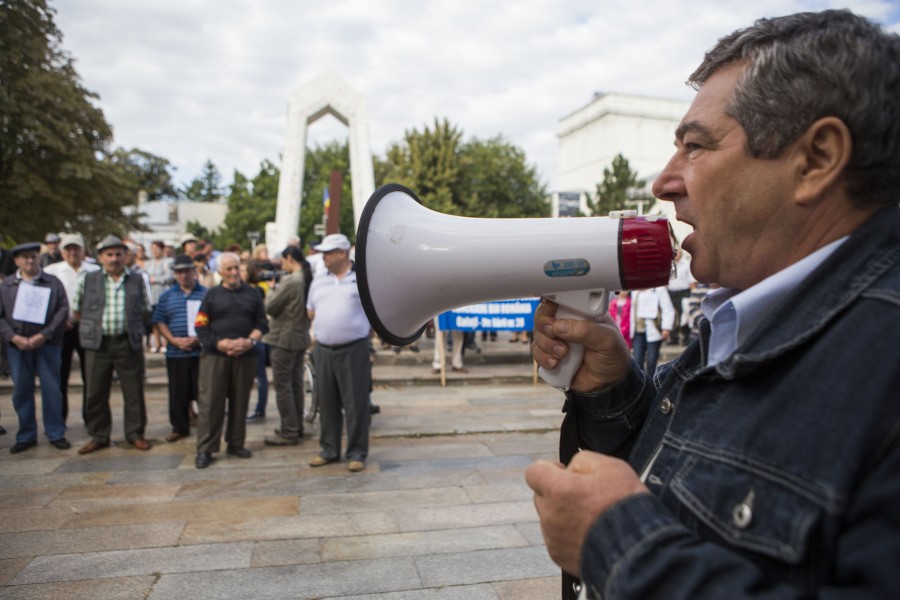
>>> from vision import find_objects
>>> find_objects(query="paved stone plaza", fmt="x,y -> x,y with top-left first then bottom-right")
0,339 -> 572,599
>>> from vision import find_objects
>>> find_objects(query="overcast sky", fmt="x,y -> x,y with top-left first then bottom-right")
54,0 -> 900,192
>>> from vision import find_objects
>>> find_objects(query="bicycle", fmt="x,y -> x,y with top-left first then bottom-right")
303,346 -> 318,424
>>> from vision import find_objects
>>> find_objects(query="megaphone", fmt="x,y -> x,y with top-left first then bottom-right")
356,184 -> 673,389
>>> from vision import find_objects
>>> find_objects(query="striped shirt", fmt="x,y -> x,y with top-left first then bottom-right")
74,269 -> 150,336
152,282 -> 208,358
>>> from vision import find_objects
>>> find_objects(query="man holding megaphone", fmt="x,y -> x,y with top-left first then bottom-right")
524,10 -> 900,600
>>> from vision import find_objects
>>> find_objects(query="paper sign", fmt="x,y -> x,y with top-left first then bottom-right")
187,300 -> 202,337
12,284 -> 51,325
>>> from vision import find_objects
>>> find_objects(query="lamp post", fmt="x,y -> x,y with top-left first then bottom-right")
625,186 -> 654,215
247,231 -> 260,253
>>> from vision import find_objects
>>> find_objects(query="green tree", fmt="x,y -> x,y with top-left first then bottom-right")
589,153 -> 652,216
377,118 -> 463,215
215,160 -> 279,247
181,159 -> 223,202
376,118 -> 547,218
0,0 -> 144,244
456,136 -> 548,218
107,147 -> 177,201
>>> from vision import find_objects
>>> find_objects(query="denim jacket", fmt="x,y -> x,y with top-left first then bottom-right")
570,206 -> 900,599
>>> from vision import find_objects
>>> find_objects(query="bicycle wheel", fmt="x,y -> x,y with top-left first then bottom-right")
303,360 -> 318,423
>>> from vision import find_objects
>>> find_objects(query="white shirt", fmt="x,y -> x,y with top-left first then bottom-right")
668,253 -> 696,292
307,253 -> 328,280
44,260 -> 100,317
306,269 -> 370,345
703,237 -> 847,367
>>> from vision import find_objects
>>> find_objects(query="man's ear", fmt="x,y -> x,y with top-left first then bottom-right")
793,116 -> 852,206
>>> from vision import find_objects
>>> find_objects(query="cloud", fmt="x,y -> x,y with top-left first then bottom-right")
54,0 -> 900,189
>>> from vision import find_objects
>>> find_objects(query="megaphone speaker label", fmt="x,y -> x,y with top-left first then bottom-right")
544,258 -> 590,278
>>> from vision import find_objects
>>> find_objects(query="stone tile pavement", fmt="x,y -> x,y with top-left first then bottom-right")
0,346 -> 574,599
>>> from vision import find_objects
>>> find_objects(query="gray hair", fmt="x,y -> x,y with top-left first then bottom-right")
689,10 -> 900,209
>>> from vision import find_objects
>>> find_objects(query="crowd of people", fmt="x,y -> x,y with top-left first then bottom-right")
0,231 -> 382,473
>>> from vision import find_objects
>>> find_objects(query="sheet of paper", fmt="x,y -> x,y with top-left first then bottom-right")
186,300 -> 202,337
12,284 -> 51,325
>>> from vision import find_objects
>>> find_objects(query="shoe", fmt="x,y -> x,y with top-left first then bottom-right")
393,347 -> 401,354
348,460 -> 366,472
245,412 -> 265,422
78,440 -> 110,455
264,435 -> 299,446
165,432 -> 188,443
451,366 -> 469,373
50,438 -> 71,450
226,446 -> 252,458
431,368 -> 441,374
10,441 -> 37,454
0,424 -> 6,435
309,455 -> 337,467
410,344 -> 420,353
369,404 -> 381,415
195,452 -> 212,469
130,438 -> 151,451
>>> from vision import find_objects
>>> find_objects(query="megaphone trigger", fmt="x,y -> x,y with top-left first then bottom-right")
537,289 -> 612,390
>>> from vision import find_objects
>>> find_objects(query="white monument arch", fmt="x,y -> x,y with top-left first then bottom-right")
266,72 -> 375,253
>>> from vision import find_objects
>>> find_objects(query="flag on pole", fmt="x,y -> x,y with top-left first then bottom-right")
323,187 -> 330,213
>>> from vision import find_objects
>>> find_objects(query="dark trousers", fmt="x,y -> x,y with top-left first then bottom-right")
196,351 -> 256,454
632,332 -> 662,377
166,356 -> 199,435
60,327 -> 87,423
668,289 -> 690,343
316,338 -> 370,462
270,346 -> 306,439
84,336 -> 147,444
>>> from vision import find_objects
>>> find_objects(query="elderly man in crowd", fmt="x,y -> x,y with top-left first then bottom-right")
39,233 -> 63,269
194,252 -> 267,469
44,233 -> 99,423
306,234 -> 371,473
0,242 -> 70,452
152,254 -> 207,443
528,10 -> 900,598
74,235 -> 152,454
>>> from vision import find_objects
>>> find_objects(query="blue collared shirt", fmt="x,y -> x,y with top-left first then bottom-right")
702,237 -> 847,367
152,282 -> 207,358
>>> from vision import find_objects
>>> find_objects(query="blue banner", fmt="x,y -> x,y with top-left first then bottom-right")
437,298 -> 540,332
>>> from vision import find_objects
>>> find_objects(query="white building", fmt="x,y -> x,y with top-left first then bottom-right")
554,92 -> 693,243
125,192 -> 228,249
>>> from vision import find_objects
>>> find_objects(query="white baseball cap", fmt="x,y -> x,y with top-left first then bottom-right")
314,233 -> 351,252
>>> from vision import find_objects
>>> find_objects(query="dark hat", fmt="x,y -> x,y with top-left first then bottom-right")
96,235 -> 128,253
172,254 -> 195,271
12,242 -> 41,257
44,232 -> 60,244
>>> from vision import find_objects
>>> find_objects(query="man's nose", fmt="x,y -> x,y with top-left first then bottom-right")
651,155 -> 685,202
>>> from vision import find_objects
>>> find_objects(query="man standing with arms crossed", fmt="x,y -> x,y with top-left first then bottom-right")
306,234 -> 371,472
528,11 -> 900,598
194,252 -> 267,469
263,245 -> 312,447
45,233 -> 99,423
152,254 -> 207,443
74,235 -> 152,454
0,242 -> 70,452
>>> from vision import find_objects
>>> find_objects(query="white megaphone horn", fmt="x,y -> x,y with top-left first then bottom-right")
356,184 -> 674,389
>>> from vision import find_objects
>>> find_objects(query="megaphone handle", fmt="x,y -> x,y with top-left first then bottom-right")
538,290 -> 610,390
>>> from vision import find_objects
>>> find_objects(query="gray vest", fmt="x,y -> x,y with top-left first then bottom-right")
79,270 -> 146,351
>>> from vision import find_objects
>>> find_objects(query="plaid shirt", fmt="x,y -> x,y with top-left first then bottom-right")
74,269 -> 150,336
